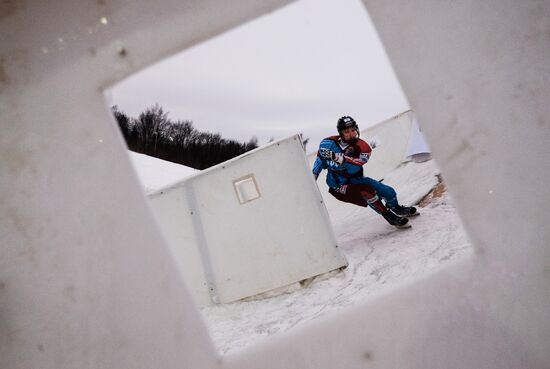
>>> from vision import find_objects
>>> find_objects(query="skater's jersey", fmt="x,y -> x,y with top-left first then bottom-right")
312,136 -> 372,189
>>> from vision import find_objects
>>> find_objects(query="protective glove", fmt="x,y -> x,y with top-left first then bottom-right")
319,148 -> 332,159
319,148 -> 344,164
367,136 -> 381,149
331,152 -> 344,165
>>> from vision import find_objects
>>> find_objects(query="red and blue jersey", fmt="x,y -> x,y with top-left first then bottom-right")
312,136 -> 372,189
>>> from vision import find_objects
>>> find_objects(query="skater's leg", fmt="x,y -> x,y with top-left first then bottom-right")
349,177 -> 418,217
350,177 -> 398,208
329,185 -> 409,227
328,184 -> 388,214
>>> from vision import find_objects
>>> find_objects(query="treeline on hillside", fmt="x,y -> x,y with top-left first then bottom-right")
111,104 -> 259,170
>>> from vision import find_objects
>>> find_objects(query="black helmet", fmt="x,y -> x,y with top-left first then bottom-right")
337,116 -> 359,142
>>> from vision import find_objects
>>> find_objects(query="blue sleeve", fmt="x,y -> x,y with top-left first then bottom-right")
342,160 -> 363,176
313,138 -> 337,176
312,155 -> 325,177
316,138 -> 364,178
319,139 -> 344,169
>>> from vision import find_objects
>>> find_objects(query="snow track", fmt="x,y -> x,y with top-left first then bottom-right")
200,159 -> 473,354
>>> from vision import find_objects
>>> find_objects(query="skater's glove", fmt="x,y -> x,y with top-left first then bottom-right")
367,136 -> 381,149
331,152 -> 344,165
319,148 -> 332,160
319,148 -> 344,165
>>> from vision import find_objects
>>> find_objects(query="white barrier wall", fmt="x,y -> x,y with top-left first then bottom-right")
360,110 -> 414,180
3,1 -> 550,369
149,135 -> 347,306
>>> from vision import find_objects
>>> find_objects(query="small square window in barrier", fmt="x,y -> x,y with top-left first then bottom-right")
233,174 -> 261,204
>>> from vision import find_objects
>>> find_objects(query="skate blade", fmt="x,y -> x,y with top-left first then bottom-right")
394,223 -> 412,229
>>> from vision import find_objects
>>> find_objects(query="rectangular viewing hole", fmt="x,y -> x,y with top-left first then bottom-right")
233,174 -> 261,204
104,0 -> 475,357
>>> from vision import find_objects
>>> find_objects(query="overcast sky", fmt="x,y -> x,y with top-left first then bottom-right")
107,0 -> 409,153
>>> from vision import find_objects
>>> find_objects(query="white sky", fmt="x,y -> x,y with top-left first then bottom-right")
107,0 -> 409,153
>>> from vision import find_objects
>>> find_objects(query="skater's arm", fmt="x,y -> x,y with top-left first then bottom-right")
343,140 -> 372,166
312,156 -> 325,181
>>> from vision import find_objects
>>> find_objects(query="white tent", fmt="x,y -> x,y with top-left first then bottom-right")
405,116 -> 432,162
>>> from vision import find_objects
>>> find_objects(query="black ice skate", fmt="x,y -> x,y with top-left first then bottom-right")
382,210 -> 410,228
391,205 -> 418,217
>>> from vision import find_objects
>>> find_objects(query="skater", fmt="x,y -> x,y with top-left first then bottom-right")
312,116 -> 417,228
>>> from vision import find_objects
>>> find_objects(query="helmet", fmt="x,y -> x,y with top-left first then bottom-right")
337,116 -> 359,143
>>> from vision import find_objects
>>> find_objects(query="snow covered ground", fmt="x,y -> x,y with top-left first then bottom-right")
199,159 -> 473,355
129,151 -> 197,194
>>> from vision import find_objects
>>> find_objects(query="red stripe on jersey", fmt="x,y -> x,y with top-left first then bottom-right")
344,157 -> 367,165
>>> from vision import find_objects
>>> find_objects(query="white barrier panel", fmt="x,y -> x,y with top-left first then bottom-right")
308,110 -> 414,212
149,135 -> 347,306
360,110 -> 413,180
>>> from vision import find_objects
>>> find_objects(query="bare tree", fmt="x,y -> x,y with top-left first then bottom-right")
112,104 -> 259,169
134,104 -> 169,155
